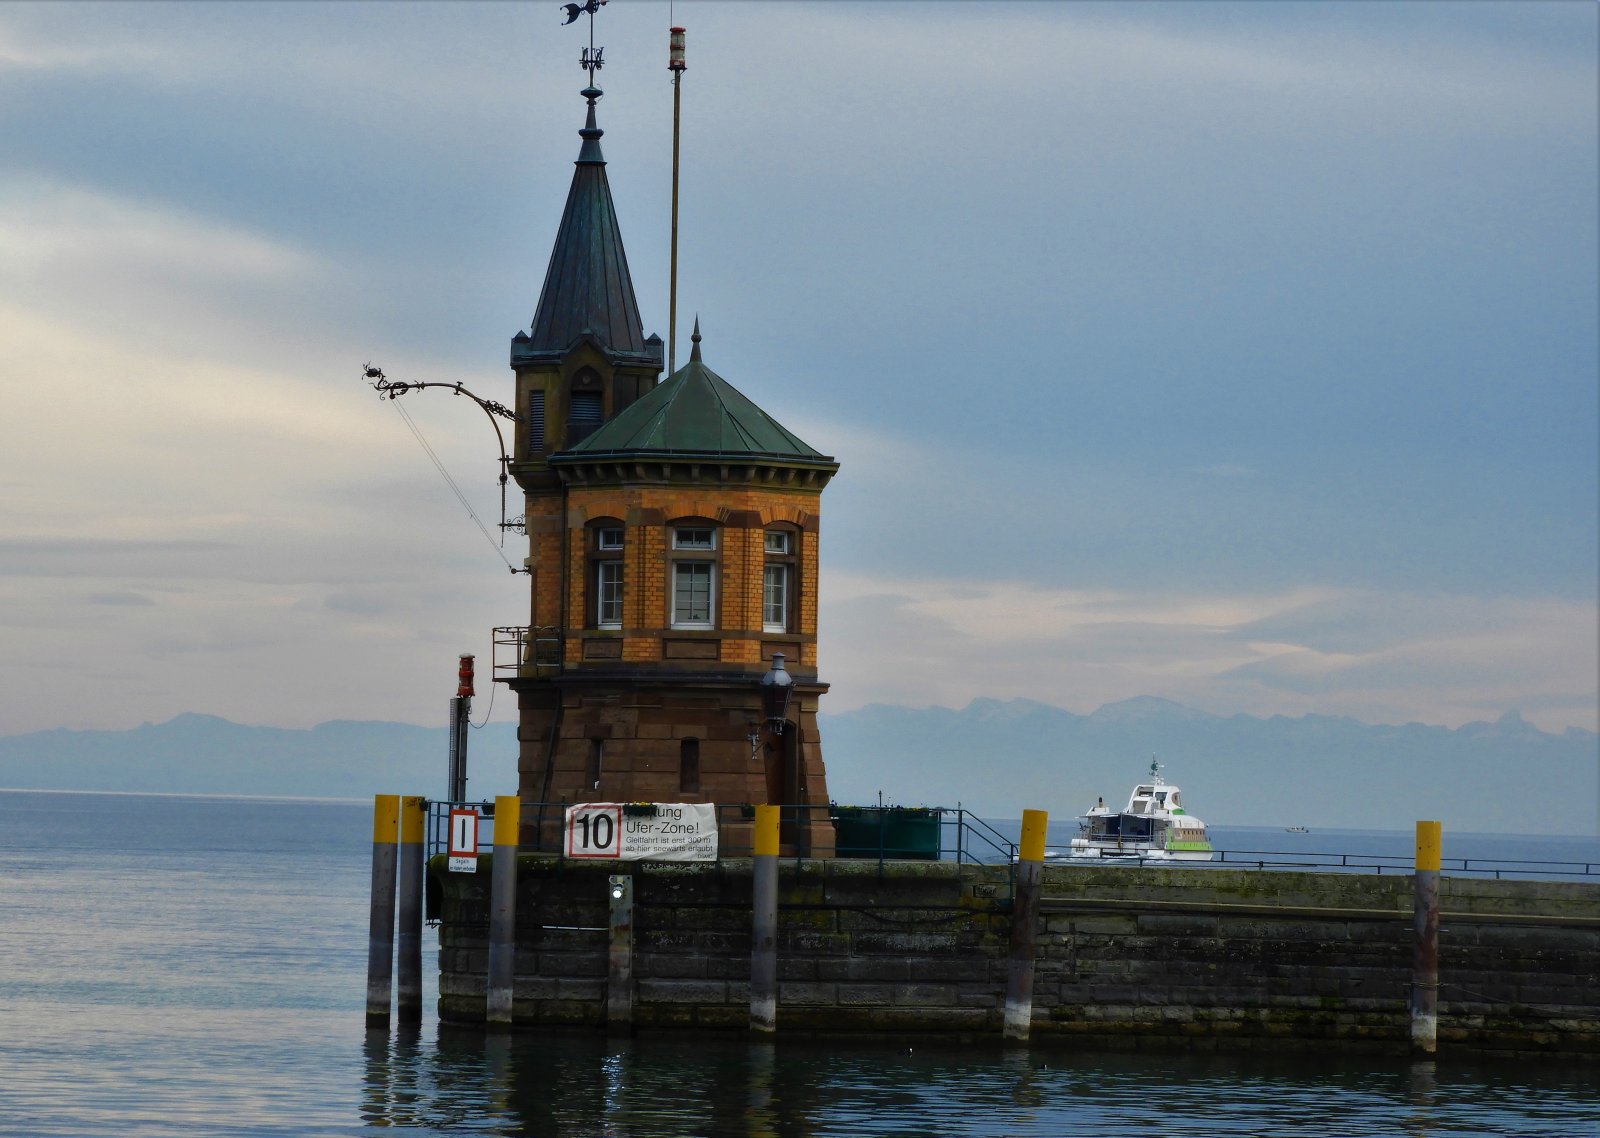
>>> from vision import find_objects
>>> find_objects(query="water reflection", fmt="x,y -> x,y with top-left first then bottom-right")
1404,1060 -> 1437,1138
358,1030 -> 1600,1138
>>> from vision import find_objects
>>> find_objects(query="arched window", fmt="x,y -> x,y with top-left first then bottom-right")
679,738 -> 700,795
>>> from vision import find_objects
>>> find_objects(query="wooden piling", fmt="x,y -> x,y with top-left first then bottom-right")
365,793 -> 400,1030
395,795 -> 426,1022
750,804 -> 780,1034
1004,808 -> 1048,1043
1411,819 -> 1442,1055
486,795 -> 521,1030
607,873 -> 635,1032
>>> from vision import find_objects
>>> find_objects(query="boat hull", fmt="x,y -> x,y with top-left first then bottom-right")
1068,840 -> 1213,862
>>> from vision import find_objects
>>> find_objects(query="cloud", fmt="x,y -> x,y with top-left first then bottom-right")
818,571 -> 1598,734
0,2 -> 1590,748
87,591 -> 155,607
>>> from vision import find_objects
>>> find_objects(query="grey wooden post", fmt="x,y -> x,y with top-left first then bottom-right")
1411,820 -> 1442,1055
486,795 -> 521,1029
750,804 -> 779,1033
366,794 -> 400,1030
1004,809 -> 1048,1043
607,873 -> 635,1032
396,795 -> 426,1022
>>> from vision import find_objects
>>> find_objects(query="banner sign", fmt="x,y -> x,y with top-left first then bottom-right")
564,803 -> 718,862
447,807 -> 480,873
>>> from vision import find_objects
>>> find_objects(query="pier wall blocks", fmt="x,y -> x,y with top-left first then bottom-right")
433,856 -> 1600,1056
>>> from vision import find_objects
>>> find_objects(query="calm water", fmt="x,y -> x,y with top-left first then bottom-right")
1,789 -> 1595,1137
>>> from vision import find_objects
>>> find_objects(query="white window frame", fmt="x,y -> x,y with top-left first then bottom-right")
596,560 -> 623,629
673,527 -> 716,551
597,527 -> 623,551
671,560 -> 715,629
763,563 -> 789,633
764,529 -> 791,555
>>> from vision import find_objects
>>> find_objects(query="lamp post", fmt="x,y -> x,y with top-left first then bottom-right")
748,653 -> 794,760
760,653 -> 793,735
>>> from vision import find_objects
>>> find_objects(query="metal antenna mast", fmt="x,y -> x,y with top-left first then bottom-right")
668,24 -> 686,374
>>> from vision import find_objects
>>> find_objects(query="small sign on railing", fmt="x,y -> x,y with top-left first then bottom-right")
448,807 -> 480,872
564,802 -> 717,862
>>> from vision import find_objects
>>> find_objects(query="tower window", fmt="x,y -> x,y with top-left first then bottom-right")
679,738 -> 700,795
597,562 -> 623,628
673,527 -> 715,550
763,527 -> 798,634
567,390 -> 603,444
587,738 -> 603,791
763,564 -> 790,632
668,520 -> 719,630
672,562 -> 714,628
588,521 -> 624,629
527,391 -> 546,455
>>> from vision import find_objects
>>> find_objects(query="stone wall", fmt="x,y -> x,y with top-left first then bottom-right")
434,855 -> 1600,1056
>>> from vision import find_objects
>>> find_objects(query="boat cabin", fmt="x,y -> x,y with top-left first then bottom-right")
1127,784 -> 1184,814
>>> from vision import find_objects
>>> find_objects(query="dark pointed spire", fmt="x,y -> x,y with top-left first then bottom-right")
522,80 -> 650,360
689,316 -> 702,362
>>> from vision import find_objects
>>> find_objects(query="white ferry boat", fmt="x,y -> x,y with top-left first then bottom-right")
1070,758 -> 1214,861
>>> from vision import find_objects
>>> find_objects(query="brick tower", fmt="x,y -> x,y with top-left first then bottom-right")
500,78 -> 839,855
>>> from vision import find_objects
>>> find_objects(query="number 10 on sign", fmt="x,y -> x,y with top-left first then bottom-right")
565,804 -> 622,858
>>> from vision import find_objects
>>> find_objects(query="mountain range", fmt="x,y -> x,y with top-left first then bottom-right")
1,698 -> 1594,834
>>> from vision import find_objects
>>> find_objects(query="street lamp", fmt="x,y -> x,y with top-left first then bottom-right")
748,653 -> 794,763
760,653 -> 793,734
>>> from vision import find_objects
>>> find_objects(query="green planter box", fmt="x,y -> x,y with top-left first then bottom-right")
830,807 -> 943,860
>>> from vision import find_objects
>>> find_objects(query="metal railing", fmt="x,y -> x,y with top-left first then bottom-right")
1039,842 -> 1598,880
422,801 -> 1590,880
491,625 -> 562,680
423,799 -> 1017,865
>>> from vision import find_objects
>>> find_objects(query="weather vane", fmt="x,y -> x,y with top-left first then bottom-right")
562,0 -> 607,85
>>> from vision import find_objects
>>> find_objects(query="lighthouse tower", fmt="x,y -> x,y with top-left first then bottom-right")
501,69 -> 838,855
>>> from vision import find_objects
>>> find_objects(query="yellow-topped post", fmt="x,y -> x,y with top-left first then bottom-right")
1019,809 -> 1048,864
486,794 -> 522,1029
1415,820 -> 1442,872
750,804 -> 781,1033
753,804 -> 780,857
1412,819 -> 1442,1054
1005,808 -> 1049,1043
366,794 -> 401,1029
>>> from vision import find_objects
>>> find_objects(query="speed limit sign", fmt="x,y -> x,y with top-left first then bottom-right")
564,803 -> 622,858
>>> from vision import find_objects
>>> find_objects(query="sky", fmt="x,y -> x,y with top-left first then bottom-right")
1,1 -> 1595,739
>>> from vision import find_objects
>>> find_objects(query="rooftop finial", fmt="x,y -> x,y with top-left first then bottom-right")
689,316 -> 702,363
565,0 -> 609,162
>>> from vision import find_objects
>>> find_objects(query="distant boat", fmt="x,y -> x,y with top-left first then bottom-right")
1285,825 -> 1309,833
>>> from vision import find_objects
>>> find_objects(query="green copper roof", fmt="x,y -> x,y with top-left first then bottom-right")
554,330 -> 834,466
523,90 -> 650,359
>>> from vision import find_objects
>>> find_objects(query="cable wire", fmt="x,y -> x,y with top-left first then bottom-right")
471,673 -> 498,729
388,399 -> 518,573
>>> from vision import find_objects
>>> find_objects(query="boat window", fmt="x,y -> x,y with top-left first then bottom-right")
1171,792 -> 1181,808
